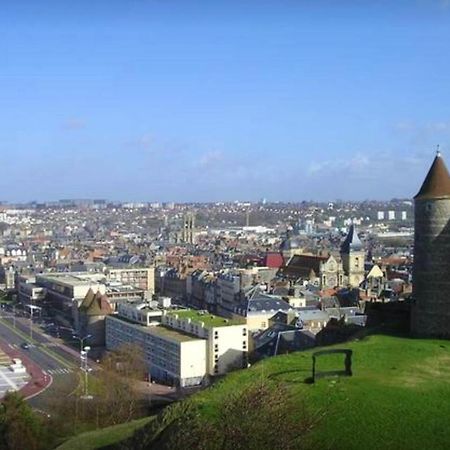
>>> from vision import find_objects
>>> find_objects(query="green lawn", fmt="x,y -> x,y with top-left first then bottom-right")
58,335 -> 450,449
56,416 -> 154,450
191,335 -> 450,450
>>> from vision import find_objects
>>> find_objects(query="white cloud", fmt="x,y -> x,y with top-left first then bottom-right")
307,152 -> 370,176
196,150 -> 224,168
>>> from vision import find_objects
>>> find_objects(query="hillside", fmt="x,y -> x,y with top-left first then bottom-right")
56,417 -> 153,450
60,335 -> 450,450
189,334 -> 450,449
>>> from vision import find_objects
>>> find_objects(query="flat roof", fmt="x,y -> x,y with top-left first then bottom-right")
166,309 -> 245,327
108,316 -> 200,343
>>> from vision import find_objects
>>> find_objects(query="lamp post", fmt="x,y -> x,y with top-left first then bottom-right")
80,345 -> 93,400
29,302 -> 33,340
73,333 -> 92,352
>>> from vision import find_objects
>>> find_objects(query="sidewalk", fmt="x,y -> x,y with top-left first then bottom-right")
0,339 -> 52,400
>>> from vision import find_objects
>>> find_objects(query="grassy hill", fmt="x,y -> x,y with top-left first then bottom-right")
59,334 -> 450,449
56,417 -> 153,450
207,334 -> 450,450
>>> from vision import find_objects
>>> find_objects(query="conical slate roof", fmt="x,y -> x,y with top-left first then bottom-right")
415,152 -> 450,200
341,224 -> 363,254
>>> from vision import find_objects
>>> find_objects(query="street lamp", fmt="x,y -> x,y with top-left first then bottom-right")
29,303 -> 34,340
80,345 -> 93,400
73,334 -> 92,352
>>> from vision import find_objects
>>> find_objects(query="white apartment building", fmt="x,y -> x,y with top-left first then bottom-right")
162,310 -> 248,376
106,315 -> 207,387
105,307 -> 248,386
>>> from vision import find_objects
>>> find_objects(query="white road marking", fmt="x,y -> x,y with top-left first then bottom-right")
48,368 -> 72,375
0,369 -> 18,390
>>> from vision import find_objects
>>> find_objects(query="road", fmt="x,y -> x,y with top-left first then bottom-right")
0,313 -> 81,410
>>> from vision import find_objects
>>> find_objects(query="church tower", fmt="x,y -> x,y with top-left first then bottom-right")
182,212 -> 196,244
340,224 -> 365,287
412,151 -> 450,337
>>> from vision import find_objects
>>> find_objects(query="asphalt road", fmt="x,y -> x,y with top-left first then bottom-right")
0,319 -> 69,372
0,314 -> 81,411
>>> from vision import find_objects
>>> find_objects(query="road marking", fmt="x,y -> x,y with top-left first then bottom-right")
0,319 -> 75,369
0,368 -> 18,390
48,368 -> 73,375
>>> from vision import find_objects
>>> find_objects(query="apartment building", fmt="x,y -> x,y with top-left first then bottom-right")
162,310 -> 248,376
106,267 -> 155,294
106,315 -> 207,387
105,306 -> 248,385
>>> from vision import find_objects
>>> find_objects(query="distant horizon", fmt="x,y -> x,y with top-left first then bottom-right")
0,197 -> 414,205
2,1 -> 449,201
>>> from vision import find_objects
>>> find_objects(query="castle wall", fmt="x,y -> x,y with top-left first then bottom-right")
412,198 -> 450,337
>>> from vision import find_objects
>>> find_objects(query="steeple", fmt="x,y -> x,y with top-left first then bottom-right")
414,150 -> 450,200
341,224 -> 363,254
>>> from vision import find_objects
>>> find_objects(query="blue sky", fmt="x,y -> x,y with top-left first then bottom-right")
2,0 -> 450,202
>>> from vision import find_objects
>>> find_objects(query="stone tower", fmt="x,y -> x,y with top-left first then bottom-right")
340,224 -> 365,287
182,212 -> 196,244
412,151 -> 450,337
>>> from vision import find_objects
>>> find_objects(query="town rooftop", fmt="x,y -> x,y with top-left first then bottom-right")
167,309 -> 245,328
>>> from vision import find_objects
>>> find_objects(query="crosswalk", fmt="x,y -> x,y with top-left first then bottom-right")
47,368 -> 73,375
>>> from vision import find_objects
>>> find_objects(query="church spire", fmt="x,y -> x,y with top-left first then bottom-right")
340,224 -> 363,254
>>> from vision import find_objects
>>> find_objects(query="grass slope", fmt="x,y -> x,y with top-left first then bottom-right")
56,417 -> 153,450
59,335 -> 450,450
192,334 -> 450,450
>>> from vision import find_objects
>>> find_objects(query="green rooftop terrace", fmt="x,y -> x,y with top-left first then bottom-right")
166,309 -> 245,328
108,316 -> 199,343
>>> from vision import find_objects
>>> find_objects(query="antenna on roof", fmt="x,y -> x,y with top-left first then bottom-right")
437,144 -> 441,158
